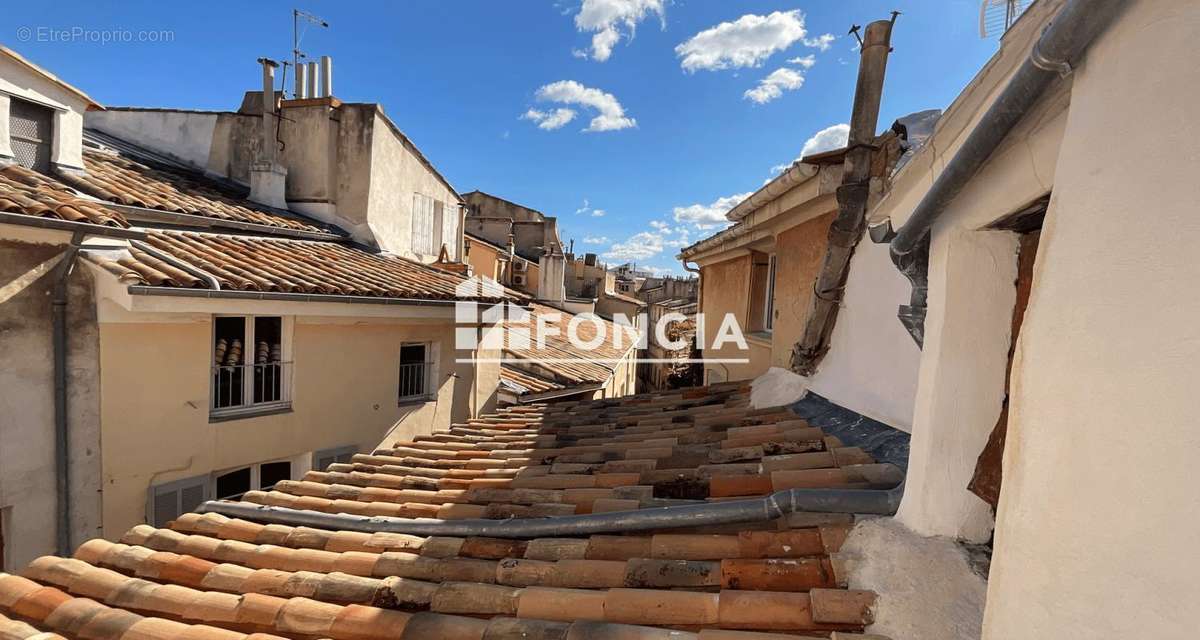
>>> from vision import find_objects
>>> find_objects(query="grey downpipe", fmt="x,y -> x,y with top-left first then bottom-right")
885,0 -> 1127,341
53,230 -> 86,557
196,480 -> 904,538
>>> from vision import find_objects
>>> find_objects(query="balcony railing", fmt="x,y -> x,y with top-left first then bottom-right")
211,361 -> 293,414
398,361 -> 431,403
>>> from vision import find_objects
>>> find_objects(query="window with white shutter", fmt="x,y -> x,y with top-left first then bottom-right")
312,445 -> 359,472
411,193 -> 435,255
147,475 -> 210,527
442,202 -> 460,260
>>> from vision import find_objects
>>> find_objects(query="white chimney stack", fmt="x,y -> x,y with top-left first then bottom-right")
294,63 -> 308,99
320,56 -> 333,97
249,58 -> 288,209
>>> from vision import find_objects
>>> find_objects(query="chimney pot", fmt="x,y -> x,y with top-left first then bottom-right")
320,56 -> 333,97
295,63 -> 309,99
306,61 -> 320,98
250,57 -> 288,209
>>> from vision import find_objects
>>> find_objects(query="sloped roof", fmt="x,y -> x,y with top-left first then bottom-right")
503,303 -> 639,385
90,230 -> 503,303
499,365 -> 565,395
0,163 -> 129,228
60,138 -> 331,233
0,382 -> 897,639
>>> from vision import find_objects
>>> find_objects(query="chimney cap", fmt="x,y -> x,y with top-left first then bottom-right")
257,57 -> 280,68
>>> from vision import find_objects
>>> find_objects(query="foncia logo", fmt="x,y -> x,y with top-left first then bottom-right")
454,275 -> 748,365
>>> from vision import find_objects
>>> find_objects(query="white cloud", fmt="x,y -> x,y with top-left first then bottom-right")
571,48 -> 589,59
675,10 -> 811,72
767,123 -> 851,177
583,235 -> 609,244
744,67 -> 805,104
786,54 -> 816,68
604,230 -> 665,261
803,33 -> 835,51
575,0 -> 665,62
591,209 -> 607,217
649,220 -> 670,231
672,192 -> 754,230
528,80 -> 636,132
520,107 -> 577,130
576,199 -> 591,214
801,123 -> 849,157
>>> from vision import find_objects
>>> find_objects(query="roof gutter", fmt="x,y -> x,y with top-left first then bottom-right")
725,162 -> 819,222
878,0 -> 1128,344
0,212 -> 146,240
198,476 -> 904,538
102,202 -> 346,242
125,285 -> 465,307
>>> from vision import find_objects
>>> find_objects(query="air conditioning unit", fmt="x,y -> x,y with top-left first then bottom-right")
513,260 -> 528,273
513,273 -> 527,286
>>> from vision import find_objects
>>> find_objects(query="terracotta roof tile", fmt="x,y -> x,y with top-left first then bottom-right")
4,384 -> 899,639
0,163 -> 129,227
61,148 -> 327,232
90,230 -> 504,302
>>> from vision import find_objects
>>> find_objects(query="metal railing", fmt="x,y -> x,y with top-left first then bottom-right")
398,361 -> 431,402
212,361 -> 293,412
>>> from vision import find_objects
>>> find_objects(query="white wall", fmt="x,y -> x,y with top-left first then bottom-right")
809,235 -> 921,432
0,54 -> 90,170
983,1 -> 1200,637
86,109 -> 219,172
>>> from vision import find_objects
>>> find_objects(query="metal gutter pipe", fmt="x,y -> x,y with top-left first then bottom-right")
52,230 -> 86,556
197,476 -> 904,538
885,0 -> 1128,341
125,285 -> 464,307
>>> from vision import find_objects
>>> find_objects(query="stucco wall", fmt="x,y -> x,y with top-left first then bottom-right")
809,235 -> 921,432
466,237 -> 505,282
0,228 -> 102,570
366,109 -> 461,262
0,55 -> 89,169
769,211 -> 835,368
87,109 -> 219,172
700,255 -> 765,382
983,1 -> 1200,637
98,315 -> 477,539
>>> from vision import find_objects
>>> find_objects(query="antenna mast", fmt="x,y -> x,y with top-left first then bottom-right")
292,8 -> 329,98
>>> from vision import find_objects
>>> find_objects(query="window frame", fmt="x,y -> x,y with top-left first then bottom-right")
210,314 -> 293,421
146,474 -> 210,528
312,444 -> 359,472
411,193 -> 436,256
398,341 -> 435,405
763,254 -> 777,332
211,457 -> 295,500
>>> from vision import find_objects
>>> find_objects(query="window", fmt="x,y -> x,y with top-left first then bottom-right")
398,343 -> 432,403
212,315 -> 291,417
8,98 -> 53,174
764,254 -> 777,331
748,251 -> 775,333
442,201 -> 460,260
147,475 -> 209,527
213,460 -> 294,500
313,445 -> 359,471
411,193 -> 435,255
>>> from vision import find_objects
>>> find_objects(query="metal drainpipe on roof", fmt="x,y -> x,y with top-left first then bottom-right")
875,0 -> 1128,345
53,230 -> 86,557
790,13 -> 898,377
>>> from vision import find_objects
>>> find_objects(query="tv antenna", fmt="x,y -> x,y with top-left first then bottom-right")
292,9 -> 329,96
979,0 -> 1032,38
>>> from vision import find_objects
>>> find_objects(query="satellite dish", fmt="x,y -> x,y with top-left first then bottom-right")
979,0 -> 1033,38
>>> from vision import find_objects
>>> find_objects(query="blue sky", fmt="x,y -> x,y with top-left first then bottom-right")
7,1 -> 996,275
